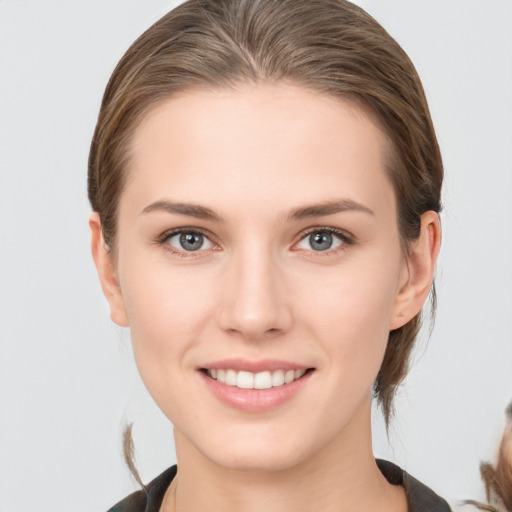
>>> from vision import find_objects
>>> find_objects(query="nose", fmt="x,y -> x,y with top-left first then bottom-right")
217,243 -> 293,340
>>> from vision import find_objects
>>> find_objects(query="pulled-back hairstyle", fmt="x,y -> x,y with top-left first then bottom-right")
88,0 -> 443,424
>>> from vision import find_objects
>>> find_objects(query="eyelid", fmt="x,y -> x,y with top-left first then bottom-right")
156,227 -> 219,257
155,225 -> 354,257
293,226 -> 354,253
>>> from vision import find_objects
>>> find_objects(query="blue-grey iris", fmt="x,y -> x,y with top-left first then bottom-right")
309,232 -> 333,251
180,232 -> 204,251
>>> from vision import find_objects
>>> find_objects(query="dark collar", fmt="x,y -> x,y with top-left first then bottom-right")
108,460 -> 451,512
376,459 -> 451,512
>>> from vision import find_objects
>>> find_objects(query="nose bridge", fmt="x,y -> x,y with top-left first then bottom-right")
218,239 -> 292,338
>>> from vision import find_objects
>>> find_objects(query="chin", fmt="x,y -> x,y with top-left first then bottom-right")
206,444 -> 311,474
190,421 -> 339,475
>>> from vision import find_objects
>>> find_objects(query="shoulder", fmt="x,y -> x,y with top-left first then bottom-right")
377,459 -> 452,512
106,465 -> 177,512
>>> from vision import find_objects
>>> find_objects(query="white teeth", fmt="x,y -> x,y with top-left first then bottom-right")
254,371 -> 272,389
271,369 -> 285,387
237,371 -> 254,389
206,368 -> 308,389
295,369 -> 306,379
284,370 -> 295,384
226,369 -> 237,386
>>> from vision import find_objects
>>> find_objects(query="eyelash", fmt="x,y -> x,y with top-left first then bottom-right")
296,227 -> 354,256
156,228 -> 216,258
156,226 -> 354,258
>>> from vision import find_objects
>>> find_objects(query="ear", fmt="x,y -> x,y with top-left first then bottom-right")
89,212 -> 129,327
389,211 -> 441,330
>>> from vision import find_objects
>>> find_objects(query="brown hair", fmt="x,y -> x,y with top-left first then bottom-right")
464,402 -> 512,512
88,0 -> 443,424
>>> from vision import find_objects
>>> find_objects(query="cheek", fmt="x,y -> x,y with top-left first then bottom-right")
119,259 -> 215,366
297,257 -> 401,372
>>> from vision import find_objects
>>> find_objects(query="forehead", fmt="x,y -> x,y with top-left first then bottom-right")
123,83 -> 395,221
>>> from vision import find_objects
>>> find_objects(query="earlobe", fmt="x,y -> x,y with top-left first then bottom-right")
389,211 -> 441,330
89,212 -> 129,327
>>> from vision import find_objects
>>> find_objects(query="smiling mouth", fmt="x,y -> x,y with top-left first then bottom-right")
203,368 -> 313,390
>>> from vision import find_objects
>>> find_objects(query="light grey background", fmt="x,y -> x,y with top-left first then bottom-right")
1,1 -> 511,510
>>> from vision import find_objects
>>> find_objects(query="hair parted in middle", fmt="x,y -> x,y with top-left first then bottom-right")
88,0 -> 443,424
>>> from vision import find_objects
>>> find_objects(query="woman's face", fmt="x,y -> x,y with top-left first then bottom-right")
104,84 -> 415,471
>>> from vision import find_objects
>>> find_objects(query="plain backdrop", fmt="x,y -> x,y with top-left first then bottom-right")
0,1 -> 511,510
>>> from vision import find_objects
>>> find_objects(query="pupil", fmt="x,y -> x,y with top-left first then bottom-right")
180,232 -> 203,251
310,232 -> 332,251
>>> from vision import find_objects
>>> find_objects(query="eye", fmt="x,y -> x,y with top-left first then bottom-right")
164,230 -> 215,253
296,228 -> 348,252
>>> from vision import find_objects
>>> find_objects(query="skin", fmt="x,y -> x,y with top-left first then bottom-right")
91,83 -> 440,512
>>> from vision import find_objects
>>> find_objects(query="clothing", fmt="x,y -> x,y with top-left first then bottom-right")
107,459 -> 451,512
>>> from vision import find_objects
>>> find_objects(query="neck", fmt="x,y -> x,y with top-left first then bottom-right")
163,403 -> 407,512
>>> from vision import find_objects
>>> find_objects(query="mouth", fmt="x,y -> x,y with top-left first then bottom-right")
202,368 -> 312,390
199,362 -> 315,412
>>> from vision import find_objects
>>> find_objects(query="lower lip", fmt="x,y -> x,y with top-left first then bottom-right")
199,370 -> 314,413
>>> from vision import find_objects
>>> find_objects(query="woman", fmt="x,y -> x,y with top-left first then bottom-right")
88,0 -> 446,510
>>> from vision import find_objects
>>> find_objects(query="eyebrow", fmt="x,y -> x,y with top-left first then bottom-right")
141,198 -> 374,222
141,200 -> 223,222
288,199 -> 374,221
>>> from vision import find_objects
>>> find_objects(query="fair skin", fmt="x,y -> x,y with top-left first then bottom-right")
91,83 -> 440,512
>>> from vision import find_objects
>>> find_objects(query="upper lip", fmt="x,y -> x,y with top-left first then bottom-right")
199,358 -> 312,373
